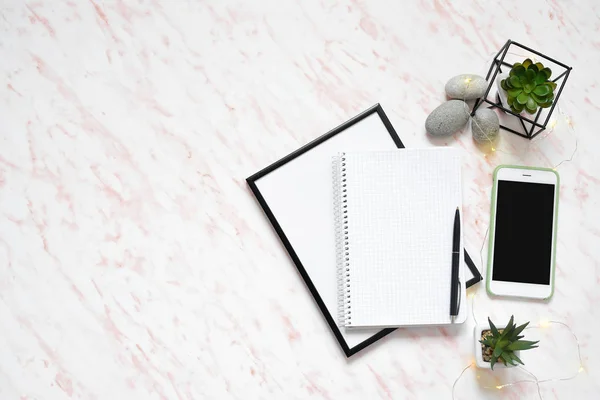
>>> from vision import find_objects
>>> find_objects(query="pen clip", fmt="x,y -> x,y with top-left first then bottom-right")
456,278 -> 462,315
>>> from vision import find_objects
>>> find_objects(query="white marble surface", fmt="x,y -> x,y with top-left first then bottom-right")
1,0 -> 599,398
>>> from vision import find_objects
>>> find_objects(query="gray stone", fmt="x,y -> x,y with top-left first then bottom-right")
425,100 -> 470,137
445,74 -> 488,100
471,108 -> 500,144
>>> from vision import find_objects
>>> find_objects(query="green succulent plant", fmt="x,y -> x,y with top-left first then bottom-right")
501,58 -> 557,115
480,315 -> 539,370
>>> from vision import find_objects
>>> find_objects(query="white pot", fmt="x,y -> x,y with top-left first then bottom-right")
474,323 -> 521,369
496,73 -> 510,109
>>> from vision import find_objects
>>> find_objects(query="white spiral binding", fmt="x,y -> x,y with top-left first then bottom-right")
333,153 -> 351,327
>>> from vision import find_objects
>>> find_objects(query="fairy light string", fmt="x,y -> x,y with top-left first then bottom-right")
450,52 -> 582,399
452,295 -> 585,399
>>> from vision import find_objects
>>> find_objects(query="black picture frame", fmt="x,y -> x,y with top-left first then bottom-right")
471,39 -> 572,140
246,104 -> 482,357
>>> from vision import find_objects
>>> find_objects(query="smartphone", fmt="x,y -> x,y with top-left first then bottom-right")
487,165 -> 559,299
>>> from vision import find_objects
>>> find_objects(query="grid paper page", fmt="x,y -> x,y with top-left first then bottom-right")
343,148 -> 465,327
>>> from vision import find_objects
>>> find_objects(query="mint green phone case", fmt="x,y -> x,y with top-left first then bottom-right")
486,165 -> 560,300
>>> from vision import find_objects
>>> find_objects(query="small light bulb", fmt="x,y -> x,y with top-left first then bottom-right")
579,366 -> 585,373
539,319 -> 550,328
549,120 -> 557,129
465,78 -> 472,83
565,118 -> 571,125
495,385 -> 503,390
491,147 -> 496,152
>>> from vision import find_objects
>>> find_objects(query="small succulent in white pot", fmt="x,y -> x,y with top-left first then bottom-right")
497,58 -> 557,115
475,315 -> 539,370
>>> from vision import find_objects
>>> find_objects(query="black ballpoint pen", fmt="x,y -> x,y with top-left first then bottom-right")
450,207 -> 460,318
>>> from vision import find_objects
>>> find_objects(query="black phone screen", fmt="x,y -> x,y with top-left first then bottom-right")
492,180 -> 555,284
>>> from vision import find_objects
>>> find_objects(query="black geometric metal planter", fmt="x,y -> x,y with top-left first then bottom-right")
471,39 -> 572,140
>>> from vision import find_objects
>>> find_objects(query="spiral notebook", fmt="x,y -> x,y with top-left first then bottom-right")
333,148 -> 467,328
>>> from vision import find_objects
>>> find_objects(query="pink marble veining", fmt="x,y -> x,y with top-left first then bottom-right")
1,0 -> 599,399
